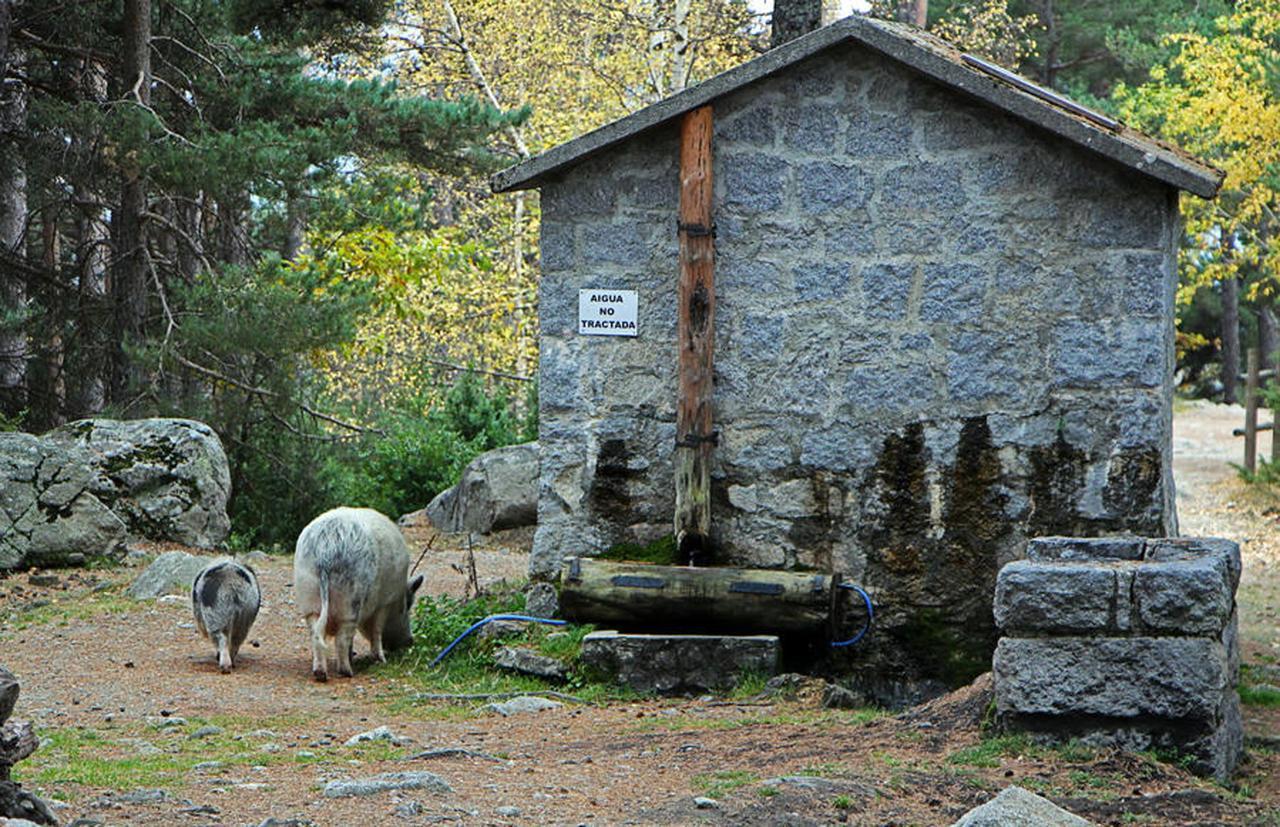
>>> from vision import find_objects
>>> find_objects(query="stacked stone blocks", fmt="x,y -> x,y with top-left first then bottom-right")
993,536 -> 1242,781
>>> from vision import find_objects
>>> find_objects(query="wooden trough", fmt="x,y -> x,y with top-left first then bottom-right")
559,557 -> 869,637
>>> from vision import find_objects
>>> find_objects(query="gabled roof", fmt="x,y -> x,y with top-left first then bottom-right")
491,15 -> 1222,199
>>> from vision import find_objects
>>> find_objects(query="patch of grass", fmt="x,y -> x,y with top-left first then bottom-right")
946,734 -> 1040,768
728,670 -> 770,700
799,761 -> 847,778
833,794 -> 854,810
1068,769 -> 1108,790
1054,739 -> 1098,763
1,587 -> 135,634
693,769 -> 757,798
757,785 -> 779,798
15,714 -> 413,797
1239,684 -> 1280,707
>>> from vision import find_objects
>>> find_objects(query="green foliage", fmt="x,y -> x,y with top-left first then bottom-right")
693,769 -> 758,798
323,373 -> 534,525
946,733 -> 1039,767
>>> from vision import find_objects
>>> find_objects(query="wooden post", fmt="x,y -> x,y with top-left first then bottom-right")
1245,347 -> 1259,473
675,105 -> 715,564
1273,350 -> 1280,465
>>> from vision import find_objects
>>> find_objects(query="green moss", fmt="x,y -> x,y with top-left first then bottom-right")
598,535 -> 678,565
898,607 -> 991,688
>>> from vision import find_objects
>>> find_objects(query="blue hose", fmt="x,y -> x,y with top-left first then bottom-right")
429,613 -> 568,667
830,582 -> 874,648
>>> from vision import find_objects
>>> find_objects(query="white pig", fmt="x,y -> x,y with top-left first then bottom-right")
191,558 -> 261,673
293,507 -> 424,682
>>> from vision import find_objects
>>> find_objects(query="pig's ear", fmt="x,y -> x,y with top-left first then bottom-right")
407,574 -> 425,599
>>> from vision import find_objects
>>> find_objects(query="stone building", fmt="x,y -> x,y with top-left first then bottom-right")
492,16 -> 1221,701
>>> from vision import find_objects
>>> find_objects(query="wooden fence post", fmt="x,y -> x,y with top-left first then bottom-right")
1245,347 -> 1259,473
1273,350 -> 1280,465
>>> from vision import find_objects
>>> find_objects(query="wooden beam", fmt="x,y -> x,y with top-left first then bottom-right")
675,105 -> 716,564
1245,348 -> 1259,473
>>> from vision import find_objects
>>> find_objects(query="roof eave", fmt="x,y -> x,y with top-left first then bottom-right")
491,16 -> 1223,199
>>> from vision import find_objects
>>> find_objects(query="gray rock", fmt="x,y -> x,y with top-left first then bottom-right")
524,582 -> 559,619
1,418 -> 231,570
46,418 -> 231,548
254,819 -> 315,827
493,647 -> 568,682
426,442 -> 538,534
1133,554 -> 1233,635
693,796 -> 719,810
128,551 -> 209,600
950,786 -> 1094,826
580,632 -> 781,694
343,726 -> 411,747
114,788 -> 168,804
478,619 -> 528,640
0,668 -> 17,727
322,771 -> 451,798
994,637 -> 1229,720
189,726 -> 223,739
821,683 -> 866,710
485,696 -> 563,717
495,805 -> 521,817
394,801 -> 424,818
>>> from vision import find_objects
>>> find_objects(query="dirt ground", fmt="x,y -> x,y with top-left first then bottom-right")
1,402 -> 1279,827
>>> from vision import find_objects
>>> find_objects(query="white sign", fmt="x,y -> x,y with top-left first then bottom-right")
578,289 -> 638,337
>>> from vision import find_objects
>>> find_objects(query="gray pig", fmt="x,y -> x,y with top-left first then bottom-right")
191,558 -> 261,673
293,507 -> 424,682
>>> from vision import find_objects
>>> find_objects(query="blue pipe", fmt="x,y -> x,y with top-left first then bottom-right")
830,582 -> 874,648
428,613 -> 568,667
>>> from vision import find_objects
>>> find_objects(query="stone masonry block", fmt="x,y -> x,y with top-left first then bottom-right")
994,560 -> 1117,635
1052,319 -> 1164,389
920,263 -> 986,324
1134,546 -> 1235,636
993,636 -> 1230,720
781,103 -> 839,154
581,631 -> 781,694
861,262 -> 914,320
1147,537 -> 1242,592
721,153 -> 788,214
1026,536 -> 1144,562
798,161 -> 872,213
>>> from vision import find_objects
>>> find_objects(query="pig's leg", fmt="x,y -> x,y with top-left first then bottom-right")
335,621 -> 358,677
307,614 -> 328,682
361,610 -> 386,664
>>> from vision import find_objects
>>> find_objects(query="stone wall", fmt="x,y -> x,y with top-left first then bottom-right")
534,46 -> 1180,700
992,537 -> 1242,781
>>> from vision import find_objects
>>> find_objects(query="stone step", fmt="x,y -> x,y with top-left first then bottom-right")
580,631 -> 781,694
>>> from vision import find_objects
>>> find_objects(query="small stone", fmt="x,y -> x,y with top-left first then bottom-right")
344,725 -> 411,747
693,797 -> 719,809
394,801 -> 424,818
495,805 -> 522,817
259,743 -> 282,753
193,761 -> 224,771
485,696 -> 563,717
190,726 -> 223,739
493,647 -> 569,682
949,785 -> 1093,826
322,771 -> 452,798
27,574 -> 60,588
114,788 -> 168,804
524,582 -> 559,619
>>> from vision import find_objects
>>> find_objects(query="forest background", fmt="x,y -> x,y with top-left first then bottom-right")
0,0 -> 1276,547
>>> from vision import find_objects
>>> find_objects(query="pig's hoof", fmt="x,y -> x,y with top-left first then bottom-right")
220,664 -> 232,674
313,669 -> 328,682
337,666 -> 354,678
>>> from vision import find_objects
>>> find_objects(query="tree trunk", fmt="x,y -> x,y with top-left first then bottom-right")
110,0 -> 152,404
1222,274 -> 1240,404
1259,301 -> 1277,367
771,0 -> 822,47
0,10 -> 27,421
913,0 -> 927,26
669,0 -> 693,94
72,58 -> 109,416
558,557 -> 858,634
30,203 -> 65,428
282,192 -> 306,261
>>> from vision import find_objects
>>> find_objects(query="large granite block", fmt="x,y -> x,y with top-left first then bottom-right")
994,561 -> 1118,635
580,631 -> 781,694
993,637 -> 1230,720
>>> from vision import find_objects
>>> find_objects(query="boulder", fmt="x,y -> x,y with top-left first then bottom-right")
128,551 -> 210,600
0,419 -> 231,570
0,669 -> 16,728
47,418 -> 231,548
492,647 -> 569,681
950,786 -> 1093,826
426,442 -> 537,533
